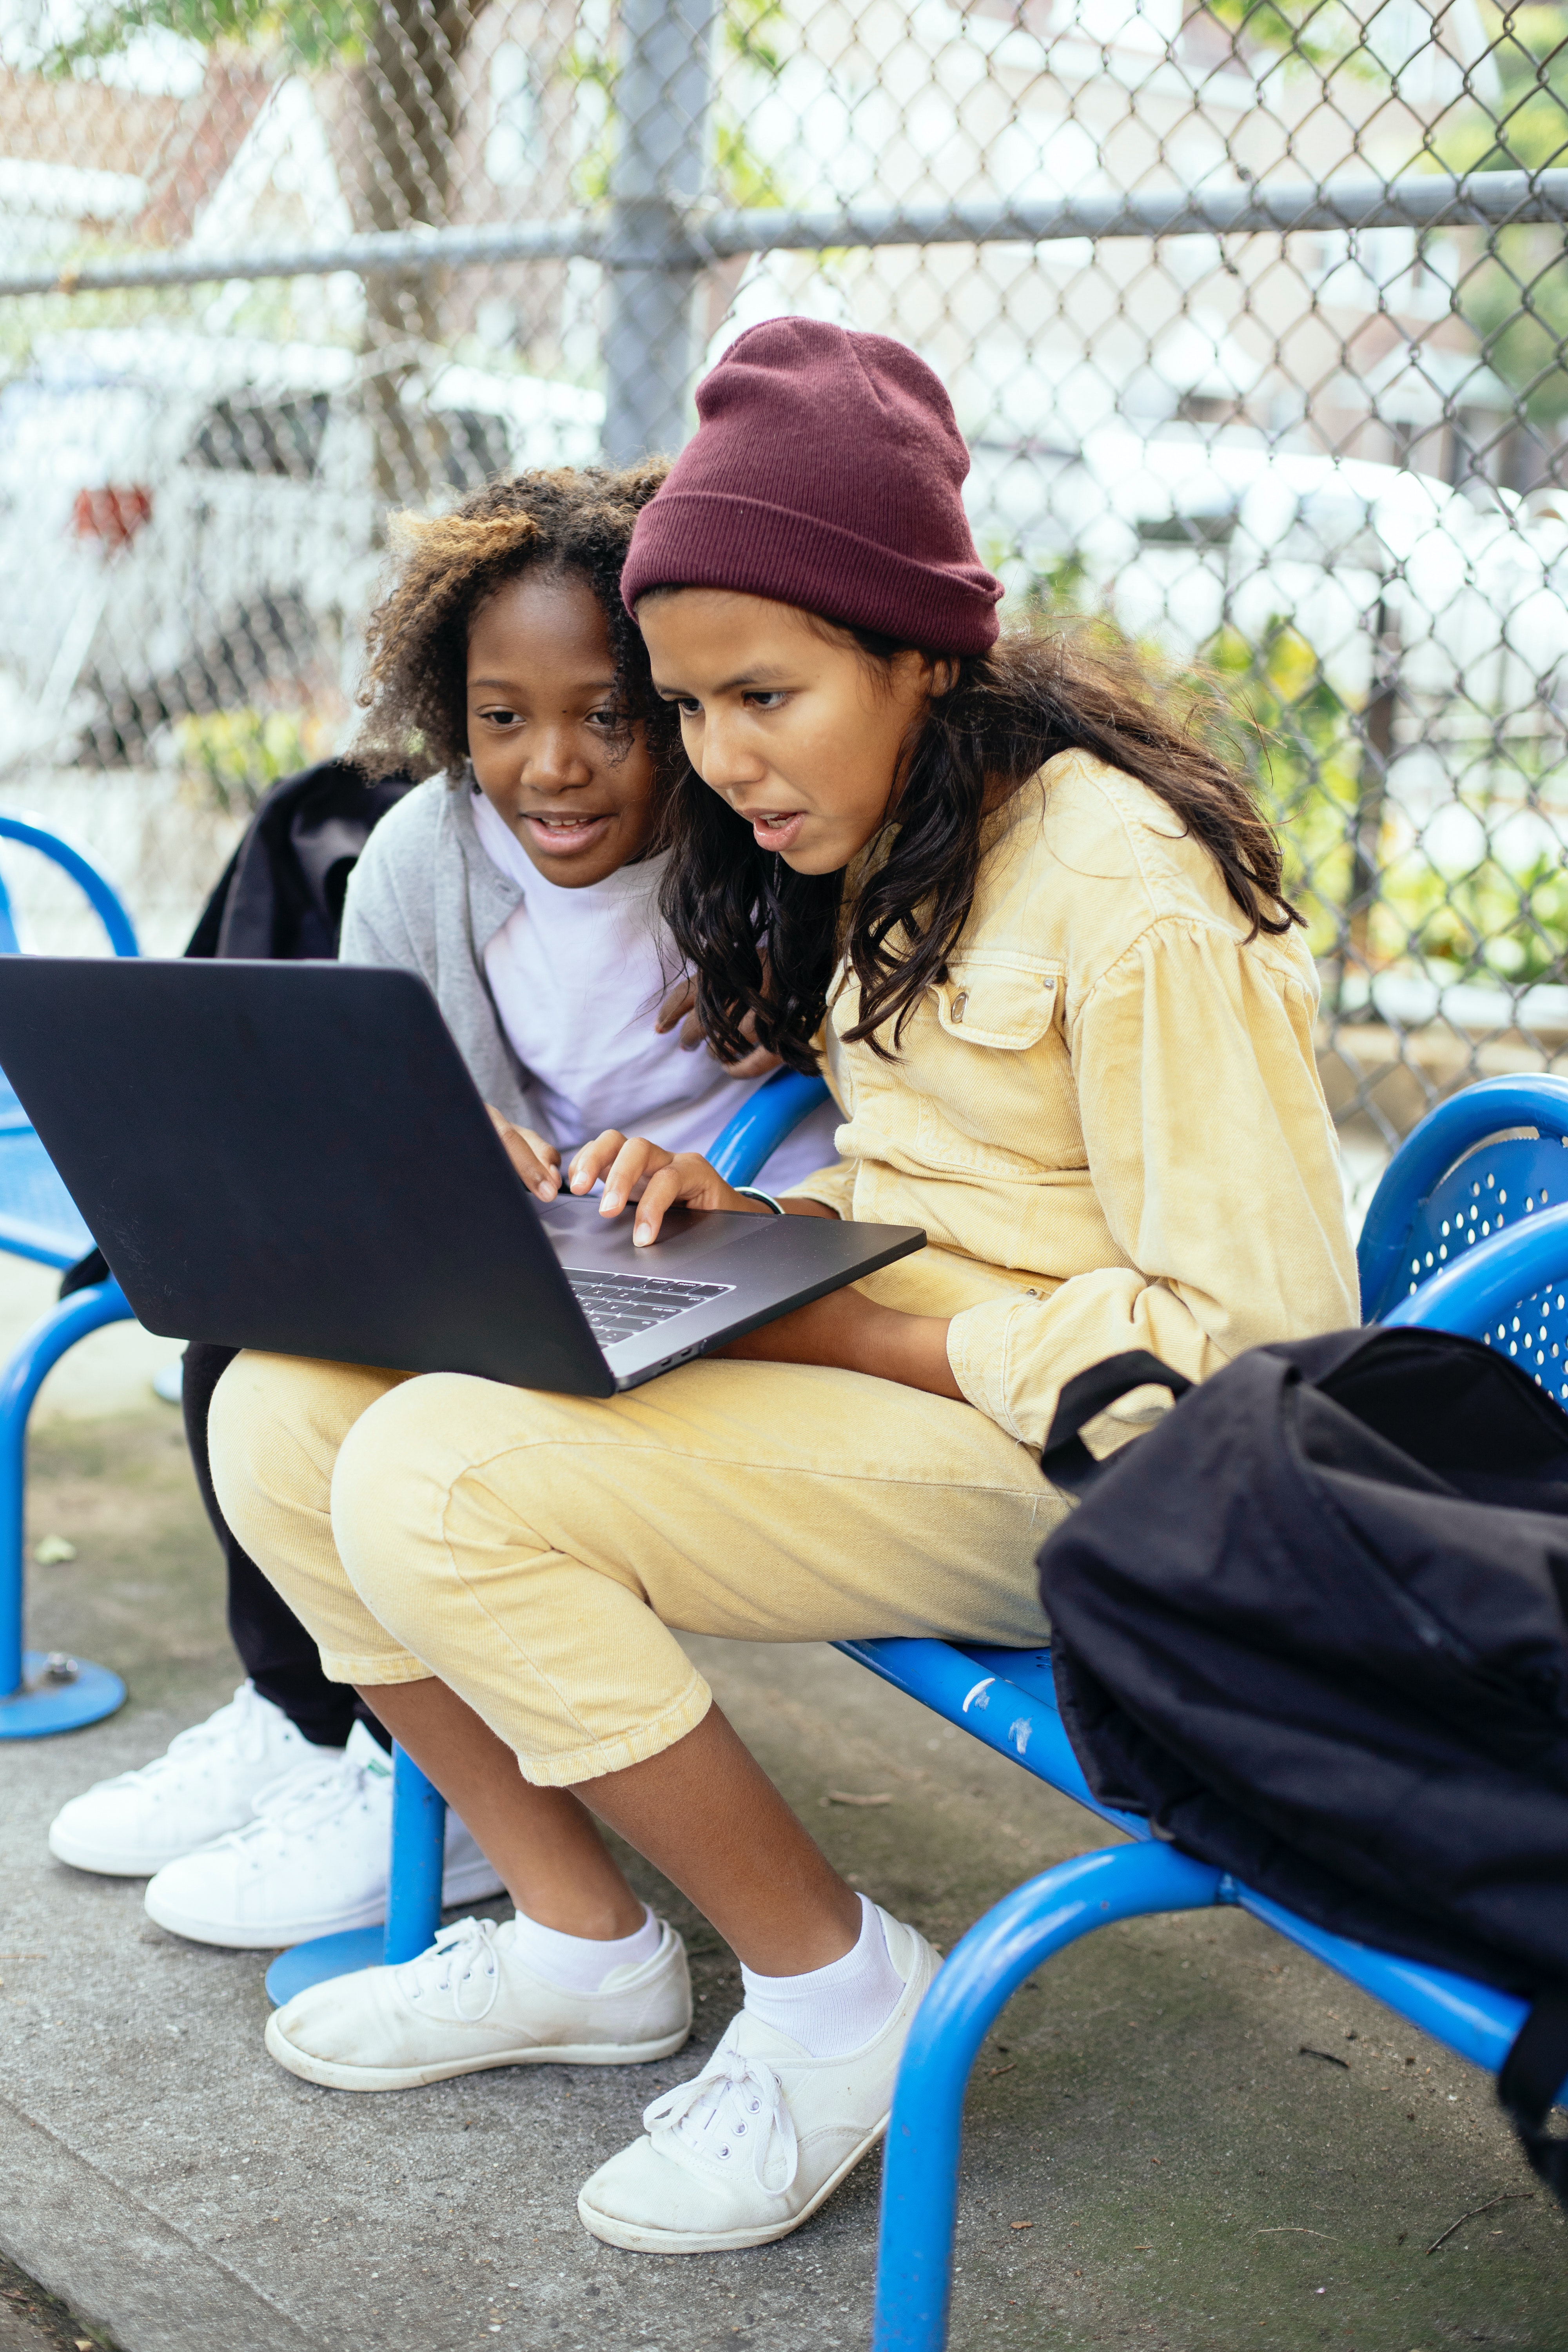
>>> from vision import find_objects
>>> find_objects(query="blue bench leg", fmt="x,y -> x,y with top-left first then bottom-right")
385,1744 -> 449,1959
0,1278 -> 134,1738
265,1744 -> 450,2005
872,1841 -> 1225,2352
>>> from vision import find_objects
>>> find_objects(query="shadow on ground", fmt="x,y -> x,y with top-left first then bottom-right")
1,1404 -> 1564,2351
0,2247 -> 115,2352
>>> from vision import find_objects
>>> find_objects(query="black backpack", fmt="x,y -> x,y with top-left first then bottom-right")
183,757 -> 414,963
1034,1326 -> 1568,2203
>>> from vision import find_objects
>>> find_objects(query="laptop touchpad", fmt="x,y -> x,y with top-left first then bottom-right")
536,1194 -> 758,1272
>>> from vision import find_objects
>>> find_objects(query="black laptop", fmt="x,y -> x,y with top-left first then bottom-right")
0,960 -> 924,1396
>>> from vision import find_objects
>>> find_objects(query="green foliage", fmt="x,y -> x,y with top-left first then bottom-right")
1458,231 -> 1568,423
724,0 -> 784,77
47,0 -> 789,212
1007,547 -> 1093,622
1208,617 -> 1568,986
1426,4 -> 1568,420
1383,844 -> 1568,986
1206,617 -> 1363,954
44,0 -> 370,74
1439,2 -> 1568,174
1202,0 -> 1377,73
711,119 -> 786,207
172,706 -> 334,815
565,0 -> 788,209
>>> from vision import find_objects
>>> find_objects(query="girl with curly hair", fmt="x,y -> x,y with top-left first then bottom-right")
343,460 -> 834,1191
212,325 -> 1357,2253
61,459 -> 834,1961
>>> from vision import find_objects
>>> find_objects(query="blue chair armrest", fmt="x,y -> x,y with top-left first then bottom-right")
707,1069 -> 832,1189
0,1278 -> 133,1697
1382,1199 -> 1568,1338
838,1637 -> 1147,1839
0,815 -> 139,959
1358,1075 -> 1568,1321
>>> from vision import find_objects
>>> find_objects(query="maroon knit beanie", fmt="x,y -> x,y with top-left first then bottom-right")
620,318 -> 1002,654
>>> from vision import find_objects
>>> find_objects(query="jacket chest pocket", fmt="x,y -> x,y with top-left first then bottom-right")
915,954 -> 1067,1175
933,955 -> 1060,1050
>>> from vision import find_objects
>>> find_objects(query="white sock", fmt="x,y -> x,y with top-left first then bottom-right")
739,1894 -> 905,2060
508,1904 -> 661,1993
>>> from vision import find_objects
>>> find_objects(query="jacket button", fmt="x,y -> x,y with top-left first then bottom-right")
950,991 -> 968,1024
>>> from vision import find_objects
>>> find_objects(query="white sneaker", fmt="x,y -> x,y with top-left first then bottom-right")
142,1722 -> 503,1947
577,1906 -> 939,2253
263,1911 -> 692,2089
47,1682 -> 328,1876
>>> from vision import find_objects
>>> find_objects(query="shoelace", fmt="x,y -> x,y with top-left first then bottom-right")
643,2049 -> 799,2192
251,1752 -> 370,1831
97,1682 -> 279,1790
195,1750 -> 372,1866
402,1916 -> 503,2022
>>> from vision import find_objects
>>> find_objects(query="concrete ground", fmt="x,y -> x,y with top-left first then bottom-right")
1,1340 -> 1565,2352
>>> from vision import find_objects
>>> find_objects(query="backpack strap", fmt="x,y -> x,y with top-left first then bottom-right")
1040,1350 -> 1193,1496
1498,1991 -> 1568,2212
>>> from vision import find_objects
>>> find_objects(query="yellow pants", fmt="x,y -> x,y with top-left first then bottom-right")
209,1348 -> 1062,1788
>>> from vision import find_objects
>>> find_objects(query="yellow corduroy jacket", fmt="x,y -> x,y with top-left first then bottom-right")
790,748 -> 1361,1451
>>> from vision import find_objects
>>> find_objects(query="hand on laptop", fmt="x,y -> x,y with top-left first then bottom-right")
568,1131 -> 837,1245
486,1105 -> 564,1201
569,1128 -> 958,1398
567,1132 -> 761,1243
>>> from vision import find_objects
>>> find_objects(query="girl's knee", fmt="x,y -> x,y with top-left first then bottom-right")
328,1374 -> 478,1574
209,1352 -> 320,1522
328,1374 -> 557,1605
209,1353 -> 404,1543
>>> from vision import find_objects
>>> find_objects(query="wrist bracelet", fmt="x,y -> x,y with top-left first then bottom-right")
733,1185 -> 786,1216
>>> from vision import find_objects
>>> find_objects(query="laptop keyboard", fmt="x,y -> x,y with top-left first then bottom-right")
563,1268 -> 735,1348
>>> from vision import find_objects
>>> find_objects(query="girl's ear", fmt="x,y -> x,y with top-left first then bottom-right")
888,648 -> 956,705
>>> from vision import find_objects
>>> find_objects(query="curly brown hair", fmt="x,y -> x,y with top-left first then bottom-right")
351,463 -> 685,793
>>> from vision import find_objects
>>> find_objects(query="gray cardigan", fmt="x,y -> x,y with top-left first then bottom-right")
339,775 -> 541,1128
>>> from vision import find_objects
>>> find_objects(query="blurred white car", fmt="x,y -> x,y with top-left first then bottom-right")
0,330 -> 605,767
969,426 -> 1568,715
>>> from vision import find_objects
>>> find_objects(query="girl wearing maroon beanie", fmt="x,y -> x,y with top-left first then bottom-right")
215,323 -> 1357,2254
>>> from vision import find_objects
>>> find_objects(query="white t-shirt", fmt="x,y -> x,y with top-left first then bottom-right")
471,791 -> 840,1192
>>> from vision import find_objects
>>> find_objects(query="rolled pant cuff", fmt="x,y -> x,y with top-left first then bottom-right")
521,1674 -> 712,1789
317,1651 -> 436,1688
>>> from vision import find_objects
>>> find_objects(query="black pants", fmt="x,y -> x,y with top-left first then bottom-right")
182,1342 -> 391,1752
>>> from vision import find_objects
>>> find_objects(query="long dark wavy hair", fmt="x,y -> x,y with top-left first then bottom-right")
655,612 -> 1302,1073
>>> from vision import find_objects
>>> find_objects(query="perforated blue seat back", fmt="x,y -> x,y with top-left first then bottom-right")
0,819 -> 137,1268
0,1132 -> 94,1267
1386,1131 -> 1568,1401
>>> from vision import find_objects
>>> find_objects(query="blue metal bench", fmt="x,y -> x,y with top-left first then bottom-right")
0,814 -> 140,1738
263,1066 -> 1568,2350
869,1070 -> 1568,2349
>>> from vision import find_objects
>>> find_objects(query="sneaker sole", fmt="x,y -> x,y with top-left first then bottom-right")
263,2010 -> 693,2090
575,2121 -> 888,2254
143,1860 -> 506,1949
49,1826 -> 211,1877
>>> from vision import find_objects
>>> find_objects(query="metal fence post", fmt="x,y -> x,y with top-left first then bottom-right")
1343,590 -> 1401,995
602,0 -> 718,465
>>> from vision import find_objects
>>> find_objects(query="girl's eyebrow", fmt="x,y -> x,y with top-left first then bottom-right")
655,668 -> 792,697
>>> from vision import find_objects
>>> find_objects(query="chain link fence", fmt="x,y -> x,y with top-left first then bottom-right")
2,0 -> 1568,1199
